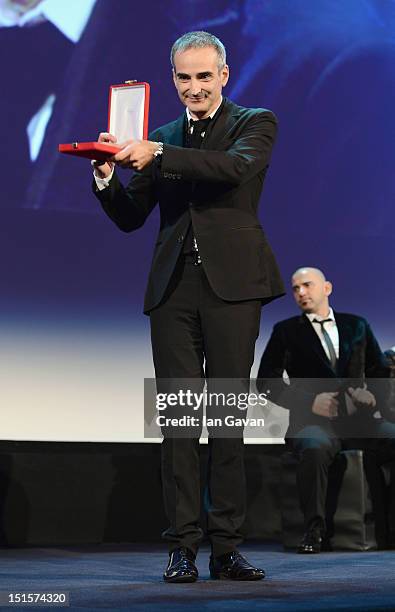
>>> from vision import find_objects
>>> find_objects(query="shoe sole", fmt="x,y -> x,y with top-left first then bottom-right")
297,549 -> 321,554
210,572 -> 265,581
163,575 -> 198,583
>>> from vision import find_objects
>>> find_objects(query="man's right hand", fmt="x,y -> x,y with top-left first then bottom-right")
93,132 -> 118,178
312,392 -> 339,418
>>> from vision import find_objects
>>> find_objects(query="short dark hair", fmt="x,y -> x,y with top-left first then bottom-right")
170,31 -> 226,70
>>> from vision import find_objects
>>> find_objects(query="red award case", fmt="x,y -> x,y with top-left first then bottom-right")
58,81 -> 150,160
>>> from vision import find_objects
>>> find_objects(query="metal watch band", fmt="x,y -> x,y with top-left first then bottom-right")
153,142 -> 164,157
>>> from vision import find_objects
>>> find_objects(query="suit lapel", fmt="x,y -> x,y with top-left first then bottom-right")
334,312 -> 354,375
163,114 -> 185,147
298,312 -> 355,376
201,98 -> 240,150
163,98 -> 239,151
299,314 -> 336,374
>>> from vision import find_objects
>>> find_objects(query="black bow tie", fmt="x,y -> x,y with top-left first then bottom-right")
187,117 -> 211,149
189,117 -> 211,133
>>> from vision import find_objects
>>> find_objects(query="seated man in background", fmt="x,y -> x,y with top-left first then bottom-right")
257,267 -> 395,553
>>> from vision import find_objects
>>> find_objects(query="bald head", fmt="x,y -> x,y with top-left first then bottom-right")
291,267 -> 332,316
292,267 -> 326,283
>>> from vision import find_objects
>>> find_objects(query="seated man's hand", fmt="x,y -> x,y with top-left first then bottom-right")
92,132 -> 117,178
112,140 -> 159,171
312,392 -> 339,418
347,385 -> 376,409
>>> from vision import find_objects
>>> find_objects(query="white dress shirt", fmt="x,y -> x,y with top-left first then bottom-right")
306,307 -> 340,360
186,96 -> 223,131
307,308 -> 362,415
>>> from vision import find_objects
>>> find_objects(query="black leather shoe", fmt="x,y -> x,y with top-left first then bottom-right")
163,547 -> 198,583
209,551 -> 265,581
297,528 -> 323,554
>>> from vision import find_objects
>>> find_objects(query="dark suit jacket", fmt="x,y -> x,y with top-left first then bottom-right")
257,312 -> 390,436
94,97 -> 285,313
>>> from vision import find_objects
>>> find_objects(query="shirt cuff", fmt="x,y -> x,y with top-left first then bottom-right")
92,160 -> 114,190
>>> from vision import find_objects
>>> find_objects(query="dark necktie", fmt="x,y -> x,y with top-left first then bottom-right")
313,318 -> 337,369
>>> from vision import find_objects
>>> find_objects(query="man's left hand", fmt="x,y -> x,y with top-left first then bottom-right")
112,140 -> 159,171
347,385 -> 376,409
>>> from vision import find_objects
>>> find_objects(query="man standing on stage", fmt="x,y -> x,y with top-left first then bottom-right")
92,31 -> 284,582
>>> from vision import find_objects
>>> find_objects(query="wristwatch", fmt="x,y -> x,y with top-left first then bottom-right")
153,142 -> 164,160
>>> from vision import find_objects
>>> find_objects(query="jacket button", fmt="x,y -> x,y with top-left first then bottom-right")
177,235 -> 184,243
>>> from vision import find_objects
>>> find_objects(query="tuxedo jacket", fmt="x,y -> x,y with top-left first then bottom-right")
94,97 -> 285,313
257,312 -> 390,435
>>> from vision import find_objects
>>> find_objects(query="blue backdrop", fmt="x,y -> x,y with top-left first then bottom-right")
1,0 -> 393,441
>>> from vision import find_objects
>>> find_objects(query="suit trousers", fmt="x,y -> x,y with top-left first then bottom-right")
149,254 -> 262,557
290,421 -> 395,533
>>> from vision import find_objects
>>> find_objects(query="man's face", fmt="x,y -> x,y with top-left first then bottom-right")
292,270 -> 332,314
172,46 -> 229,119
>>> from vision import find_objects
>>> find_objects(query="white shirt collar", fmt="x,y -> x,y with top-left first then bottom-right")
186,96 -> 223,123
306,307 -> 335,324
18,0 -> 97,43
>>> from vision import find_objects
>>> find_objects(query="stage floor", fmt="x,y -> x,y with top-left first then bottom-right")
0,543 -> 394,611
